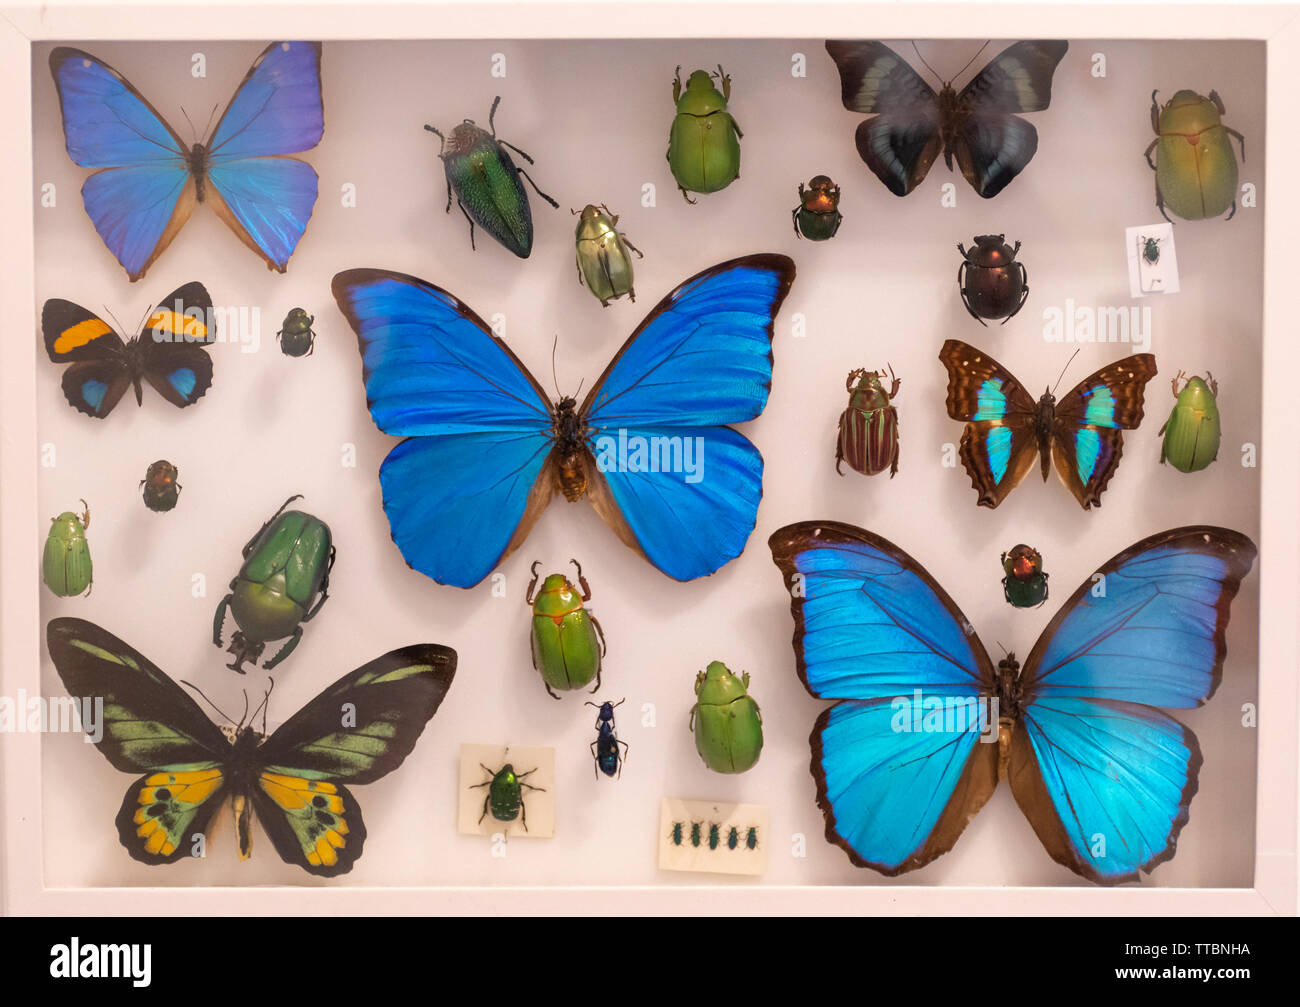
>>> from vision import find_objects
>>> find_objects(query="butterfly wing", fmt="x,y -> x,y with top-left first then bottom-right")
768,522 -> 999,874
204,41 -> 324,271
825,41 -> 941,196
938,339 -> 1041,508
953,41 -> 1069,197
49,48 -> 197,281
42,299 -> 131,417
137,281 -> 217,408
1009,527 -> 1257,883
46,618 -> 232,865
1050,353 -> 1157,509
251,644 -> 457,876
332,268 -> 557,588
580,255 -> 795,581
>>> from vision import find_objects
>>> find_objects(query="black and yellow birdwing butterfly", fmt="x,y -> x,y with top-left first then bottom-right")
42,281 -> 216,418
47,617 -> 456,877
824,40 -> 1068,198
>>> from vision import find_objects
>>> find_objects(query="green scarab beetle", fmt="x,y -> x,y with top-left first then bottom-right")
472,760 -> 544,831
1145,89 -> 1245,222
213,494 -> 335,674
1001,543 -> 1049,609
527,559 -> 606,700
792,175 -> 843,241
667,65 -> 743,203
1159,372 -> 1221,473
277,308 -> 316,357
42,499 -> 92,597
689,661 -> 763,774
573,204 -> 644,306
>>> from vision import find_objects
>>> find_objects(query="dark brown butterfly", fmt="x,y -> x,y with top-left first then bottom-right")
938,339 -> 1157,509
825,40 -> 1068,198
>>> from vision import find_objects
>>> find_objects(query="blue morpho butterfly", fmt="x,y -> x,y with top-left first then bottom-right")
824,40 -> 1068,198
49,42 -> 323,282
769,521 -> 1257,884
939,339 -> 1158,510
42,281 -> 215,418
332,256 -> 796,588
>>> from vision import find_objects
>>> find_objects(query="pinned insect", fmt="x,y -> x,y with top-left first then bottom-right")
140,460 -> 181,512
472,759 -> 544,831
587,698 -> 629,779
1001,544 -> 1049,608
277,308 -> 316,357
43,500 -> 93,598
792,175 -> 843,240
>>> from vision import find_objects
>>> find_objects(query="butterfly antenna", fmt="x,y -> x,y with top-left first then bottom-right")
993,640 -> 1010,658
252,678 -> 275,736
180,105 -> 198,144
550,335 -> 562,398
910,41 -> 944,84
180,680 -> 236,726
1051,349 -> 1082,395
574,377 -> 585,400
202,102 -> 219,142
952,40 -> 992,84
102,305 -> 130,338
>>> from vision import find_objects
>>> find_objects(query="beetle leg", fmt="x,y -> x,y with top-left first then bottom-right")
1153,175 -> 1173,224
590,741 -> 600,779
455,198 -> 478,250
621,234 -> 644,258
1003,271 -> 1030,323
717,64 -> 731,101
731,117 -> 744,141
213,594 -> 233,645
80,499 -> 90,529
263,628 -> 302,670
829,213 -> 841,237
243,495 -> 303,556
575,255 -> 585,286
545,683 -> 561,700
1143,137 -> 1159,172
590,662 -> 602,695
792,207 -> 801,238
514,166 -> 560,208
591,615 -> 607,658
673,65 -> 682,103
497,138 -> 536,165
678,186 -> 697,205
1208,372 -> 1218,397
890,438 -> 899,478
444,173 -> 453,214
478,793 -> 490,824
487,94 -> 502,137
570,558 -> 591,600
1224,126 -> 1246,161
526,561 -> 541,605
1149,91 -> 1160,132
1225,199 -> 1237,222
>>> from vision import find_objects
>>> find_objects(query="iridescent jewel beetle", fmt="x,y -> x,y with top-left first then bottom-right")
527,559 -> 606,699
689,661 -> 763,774
573,204 -> 643,306
277,308 -> 316,357
958,235 -> 1029,325
42,500 -> 92,597
1001,544 -> 1049,608
1145,90 -> 1245,222
425,96 -> 558,257
792,175 -> 843,240
587,698 -> 629,778
1159,372 -> 1222,473
745,827 -> 758,851
140,460 -> 182,512
213,495 -> 335,674
667,65 -> 743,203
670,822 -> 684,846
1140,235 -> 1162,265
836,366 -> 900,478
727,826 -> 740,850
472,760 -> 543,831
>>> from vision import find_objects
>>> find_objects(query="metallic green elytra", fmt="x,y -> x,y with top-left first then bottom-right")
277,308 -> 316,357
691,822 -> 702,847
140,460 -> 181,512
1159,373 -> 1222,473
573,204 -> 644,306
1140,236 -> 1161,264
708,823 -> 720,850
42,500 -> 92,598
667,65 -> 742,203
792,175 -> 843,241
473,761 -> 543,830
425,96 -> 558,258
527,559 -> 606,700
836,365 -> 900,478
689,661 -> 764,774
1145,90 -> 1245,222
746,827 -> 758,851
671,822 -> 684,846
727,826 -> 739,850
213,495 -> 335,674
1001,544 -> 1050,608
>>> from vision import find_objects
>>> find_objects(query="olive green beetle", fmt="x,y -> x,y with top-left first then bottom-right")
573,204 -> 644,306
527,559 -> 606,699
689,661 -> 763,774
1159,372 -> 1221,473
472,760 -> 544,831
1145,90 -> 1245,222
42,500 -> 92,597
667,65 -> 743,203
213,495 -> 335,674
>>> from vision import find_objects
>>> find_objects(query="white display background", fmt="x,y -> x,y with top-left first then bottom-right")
31,37 -> 1264,889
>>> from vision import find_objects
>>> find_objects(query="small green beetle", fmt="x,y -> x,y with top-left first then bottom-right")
573,204 -> 644,306
1140,235 -> 1162,265
689,661 -> 763,774
527,559 -> 606,700
277,308 -> 316,357
667,65 -> 743,203
42,500 -> 92,597
472,761 -> 544,831
1159,372 -> 1221,473
213,494 -> 335,674
1144,90 -> 1245,222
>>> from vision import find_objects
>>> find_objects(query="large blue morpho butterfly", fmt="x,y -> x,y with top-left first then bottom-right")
332,256 -> 796,589
49,42 -> 324,282
769,521 -> 1257,884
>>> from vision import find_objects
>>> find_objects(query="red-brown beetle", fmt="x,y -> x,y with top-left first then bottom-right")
957,235 -> 1029,325
835,366 -> 900,477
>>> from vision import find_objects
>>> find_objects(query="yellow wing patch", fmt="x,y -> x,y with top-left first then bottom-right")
145,308 -> 207,343
259,772 -> 351,868
130,768 -> 224,858
52,318 -> 113,355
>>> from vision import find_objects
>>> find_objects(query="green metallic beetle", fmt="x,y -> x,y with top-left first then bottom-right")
1002,543 -> 1049,609
277,308 -> 316,358
42,500 -> 92,598
667,65 -> 743,203
425,95 -> 558,258
1159,372 -> 1221,473
213,495 -> 335,674
1139,235 -> 1162,265
472,760 -> 544,831
792,175 -> 843,241
689,661 -> 763,774
527,559 -> 606,699
573,204 -> 644,306
1145,90 -> 1245,222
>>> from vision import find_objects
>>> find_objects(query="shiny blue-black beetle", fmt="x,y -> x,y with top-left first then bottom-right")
587,698 -> 629,779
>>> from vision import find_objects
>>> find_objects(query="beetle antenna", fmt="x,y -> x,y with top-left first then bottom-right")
950,40 -> 991,84
910,41 -> 944,84
180,680 -> 236,726
1050,349 -> 1082,395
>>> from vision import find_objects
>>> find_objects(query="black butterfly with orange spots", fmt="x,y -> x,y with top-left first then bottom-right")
42,281 -> 215,418
47,617 -> 456,877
